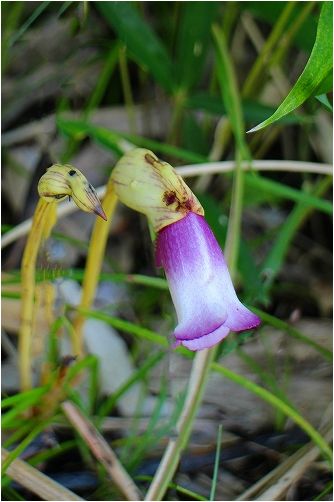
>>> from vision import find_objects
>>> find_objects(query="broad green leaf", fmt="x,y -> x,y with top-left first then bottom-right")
248,2 -> 333,132
175,2 -> 219,91
95,2 -> 174,94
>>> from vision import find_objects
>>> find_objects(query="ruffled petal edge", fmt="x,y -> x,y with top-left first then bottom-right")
178,325 -> 230,351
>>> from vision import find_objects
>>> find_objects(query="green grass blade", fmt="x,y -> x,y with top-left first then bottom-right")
28,440 -> 76,467
248,2 -> 333,132
212,24 -> 248,156
3,423 -> 34,449
78,310 -> 332,464
8,1 -> 51,48
243,2 -> 317,52
2,419 -> 52,474
136,476 -> 207,501
212,23 -> 249,274
3,268 -> 169,290
261,176 -> 332,286
252,307 -> 333,362
210,423 -> 223,501
74,307 -> 191,358
211,363 -> 333,465
84,43 -> 120,116
75,308 -> 169,347
78,309 -> 332,464
71,312 -> 332,464
186,93 -> 311,126
57,116 -> 207,163
245,173 -> 332,215
1,387 -> 48,412
315,93 -> 333,112
175,2 -> 219,91
95,1 -> 174,94
313,480 -> 333,501
96,351 -> 165,419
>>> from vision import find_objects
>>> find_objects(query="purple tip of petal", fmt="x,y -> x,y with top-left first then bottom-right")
228,305 -> 261,332
178,325 -> 230,351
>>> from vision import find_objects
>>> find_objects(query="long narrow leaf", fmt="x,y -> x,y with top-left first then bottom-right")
57,116 -> 206,163
96,2 -> 174,94
245,173 -> 332,215
248,2 -> 333,132
175,2 -> 219,91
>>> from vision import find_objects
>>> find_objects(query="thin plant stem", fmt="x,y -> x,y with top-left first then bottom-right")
216,2 -> 308,155
167,89 -> 187,146
8,1 -> 51,48
62,401 -> 141,500
119,45 -> 137,135
251,307 -> 332,362
213,23 -> 249,273
242,1 -> 296,98
211,363 -> 333,465
271,1 -> 316,68
72,179 -> 118,350
2,419 -> 52,475
19,199 -> 56,390
144,348 -> 217,500
224,150 -> 245,273
62,44 -> 119,162
2,447 -> 83,500
210,423 -> 223,501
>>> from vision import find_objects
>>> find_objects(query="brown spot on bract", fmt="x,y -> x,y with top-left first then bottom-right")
184,200 -> 192,210
163,190 -> 177,206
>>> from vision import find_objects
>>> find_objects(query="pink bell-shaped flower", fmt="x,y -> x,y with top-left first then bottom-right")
156,212 -> 261,351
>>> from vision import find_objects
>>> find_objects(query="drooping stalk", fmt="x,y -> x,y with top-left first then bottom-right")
73,178 -> 118,344
19,199 -> 56,391
144,348 -> 217,500
19,164 -> 106,390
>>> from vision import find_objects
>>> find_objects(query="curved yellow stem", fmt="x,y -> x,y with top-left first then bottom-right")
19,200 -> 56,390
19,164 -> 106,390
73,178 -> 118,348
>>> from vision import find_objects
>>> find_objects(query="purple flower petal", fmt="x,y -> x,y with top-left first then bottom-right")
156,212 -> 261,351
181,325 -> 230,351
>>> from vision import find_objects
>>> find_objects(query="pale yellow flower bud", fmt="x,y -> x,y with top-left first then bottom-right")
111,148 -> 204,231
38,164 -> 107,220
